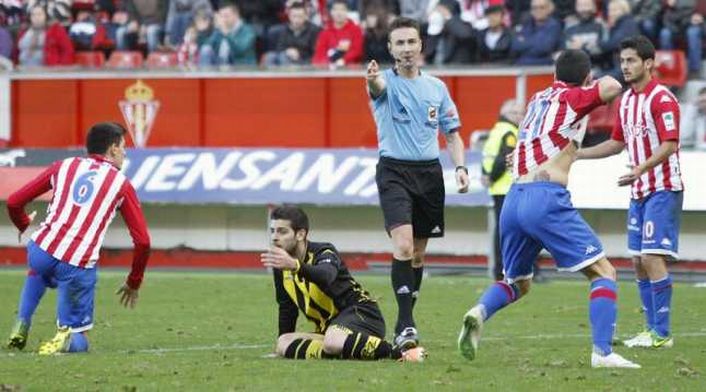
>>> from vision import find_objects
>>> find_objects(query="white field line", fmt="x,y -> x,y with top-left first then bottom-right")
3,332 -> 706,357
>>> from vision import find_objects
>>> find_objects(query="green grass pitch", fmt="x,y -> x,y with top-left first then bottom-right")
0,270 -> 704,391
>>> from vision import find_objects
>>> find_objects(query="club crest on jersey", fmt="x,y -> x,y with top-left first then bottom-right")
119,80 -> 160,147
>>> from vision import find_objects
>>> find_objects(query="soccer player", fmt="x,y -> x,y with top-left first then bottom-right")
457,49 -> 641,368
577,36 -> 683,349
261,205 -> 424,361
366,17 -> 470,349
5,122 -> 151,354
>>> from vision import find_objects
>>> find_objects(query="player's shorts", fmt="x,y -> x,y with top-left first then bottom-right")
627,190 -> 683,260
500,182 -> 605,283
27,241 -> 97,332
375,156 -> 445,238
328,301 -> 386,338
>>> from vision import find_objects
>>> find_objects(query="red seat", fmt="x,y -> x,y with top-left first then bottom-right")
145,52 -> 178,68
74,51 -> 105,68
654,50 -> 687,89
106,51 -> 144,69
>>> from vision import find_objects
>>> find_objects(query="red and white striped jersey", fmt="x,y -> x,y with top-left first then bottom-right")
611,79 -> 683,199
513,81 -> 604,178
7,154 -> 150,289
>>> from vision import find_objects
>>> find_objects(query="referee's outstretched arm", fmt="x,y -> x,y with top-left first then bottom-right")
366,60 -> 386,98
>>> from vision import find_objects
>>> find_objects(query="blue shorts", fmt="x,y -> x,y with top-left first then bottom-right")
28,241 -> 97,332
500,182 -> 605,283
627,191 -> 683,260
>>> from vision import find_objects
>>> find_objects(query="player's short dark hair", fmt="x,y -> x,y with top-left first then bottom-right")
86,122 -> 126,155
619,35 -> 655,61
271,205 -> 309,235
388,17 -> 421,41
330,0 -> 349,9
288,2 -> 306,12
218,1 -> 238,13
555,49 -> 591,86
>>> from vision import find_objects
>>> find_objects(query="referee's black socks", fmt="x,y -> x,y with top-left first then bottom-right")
391,258 -> 416,334
412,265 -> 424,309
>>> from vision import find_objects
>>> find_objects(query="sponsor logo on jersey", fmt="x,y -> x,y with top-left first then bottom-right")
662,111 -> 676,132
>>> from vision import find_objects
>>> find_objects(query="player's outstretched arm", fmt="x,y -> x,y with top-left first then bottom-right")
596,76 -> 623,103
119,183 -> 151,293
7,161 -> 58,236
577,140 -> 625,160
366,60 -> 386,99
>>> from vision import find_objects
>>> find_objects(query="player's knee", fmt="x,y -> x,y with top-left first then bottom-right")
412,253 -> 424,268
68,332 -> 89,353
276,334 -> 295,357
515,279 -> 531,297
395,241 -> 414,260
583,258 -> 616,281
322,332 -> 344,355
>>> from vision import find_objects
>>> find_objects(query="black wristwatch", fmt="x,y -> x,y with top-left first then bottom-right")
455,166 -> 468,174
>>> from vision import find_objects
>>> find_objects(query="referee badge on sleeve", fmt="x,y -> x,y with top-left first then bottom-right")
428,106 -> 438,122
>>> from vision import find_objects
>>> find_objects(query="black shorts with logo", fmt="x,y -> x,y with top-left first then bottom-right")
375,156 -> 445,238
328,301 -> 386,338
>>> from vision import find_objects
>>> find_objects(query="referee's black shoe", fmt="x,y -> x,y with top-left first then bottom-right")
393,327 -> 419,351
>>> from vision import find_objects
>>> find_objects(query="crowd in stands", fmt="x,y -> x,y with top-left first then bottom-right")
0,0 -> 703,74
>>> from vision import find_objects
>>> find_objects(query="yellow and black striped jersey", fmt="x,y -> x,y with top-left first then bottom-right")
273,241 -> 374,335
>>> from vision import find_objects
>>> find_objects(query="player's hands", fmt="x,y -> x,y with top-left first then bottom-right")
116,283 -> 139,309
456,168 -> 470,193
17,210 -> 37,244
366,60 -> 380,81
617,165 -> 642,187
261,247 -> 298,271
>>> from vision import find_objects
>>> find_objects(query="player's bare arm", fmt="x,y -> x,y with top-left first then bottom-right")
617,140 -> 678,186
577,140 -> 625,160
366,60 -> 386,98
445,130 -> 469,193
596,76 -> 623,103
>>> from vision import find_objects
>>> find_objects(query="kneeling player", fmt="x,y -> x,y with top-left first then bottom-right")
261,205 -> 424,361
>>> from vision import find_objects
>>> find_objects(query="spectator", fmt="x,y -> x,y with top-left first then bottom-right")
477,5 -> 512,62
164,0 -> 213,47
16,4 -> 74,66
510,0 -> 561,65
680,87 -> 706,150
69,9 -> 112,51
553,0 -> 575,22
659,0 -> 703,73
506,0 -> 531,26
0,14 -> 12,60
597,0 -> 638,79
263,2 -> 321,66
362,3 -> 393,63
456,0 -> 492,30
312,0 -> 363,66
27,0 -> 72,26
630,0 -> 661,43
116,0 -> 168,53
399,0 -> 432,24
192,9 -> 214,47
425,0 -> 476,64
562,0 -> 603,62
234,0 -> 285,37
199,2 -> 256,66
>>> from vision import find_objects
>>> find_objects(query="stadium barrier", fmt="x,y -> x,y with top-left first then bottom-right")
0,147 -> 705,279
0,67 -> 555,148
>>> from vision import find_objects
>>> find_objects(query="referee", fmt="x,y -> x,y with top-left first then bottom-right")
366,17 -> 469,349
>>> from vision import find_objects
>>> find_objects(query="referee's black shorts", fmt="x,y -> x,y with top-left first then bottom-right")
375,156 -> 445,238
